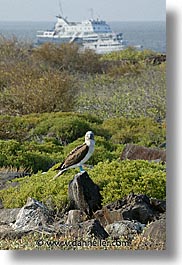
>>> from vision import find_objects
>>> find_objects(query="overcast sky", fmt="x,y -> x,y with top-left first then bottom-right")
0,0 -> 166,22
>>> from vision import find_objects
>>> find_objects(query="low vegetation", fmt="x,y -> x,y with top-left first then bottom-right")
0,112 -> 166,210
0,112 -> 165,173
0,38 -> 166,250
0,159 -> 165,210
0,38 -> 166,120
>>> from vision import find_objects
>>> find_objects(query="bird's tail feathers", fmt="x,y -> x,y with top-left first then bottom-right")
52,169 -> 66,180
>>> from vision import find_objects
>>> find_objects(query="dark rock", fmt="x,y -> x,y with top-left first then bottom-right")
121,144 -> 166,163
59,219 -> 108,240
12,197 -> 54,232
145,54 -> 166,65
0,199 -> 3,209
150,198 -> 166,213
105,193 -> 166,224
83,219 -> 109,239
105,220 -> 145,240
142,213 -> 166,243
0,208 -> 20,225
66,210 -> 87,225
68,172 -> 102,216
122,203 -> 154,224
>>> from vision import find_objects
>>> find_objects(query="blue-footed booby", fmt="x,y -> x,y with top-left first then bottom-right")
53,131 -> 95,180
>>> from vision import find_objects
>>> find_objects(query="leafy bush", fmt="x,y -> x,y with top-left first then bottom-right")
102,117 -> 166,147
32,115 -> 95,144
0,133 -> 114,173
33,42 -> 102,74
0,140 -> 62,173
100,47 -> 157,61
106,62 -> 145,77
0,169 -> 71,210
0,38 -> 166,120
77,64 -> 166,120
0,112 -> 165,173
0,112 -> 104,143
0,36 -> 31,64
0,115 -> 40,141
0,160 -> 166,209
0,65 -> 77,115
91,160 -> 166,205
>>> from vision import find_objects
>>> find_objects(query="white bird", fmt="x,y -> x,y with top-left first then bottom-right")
53,131 -> 95,180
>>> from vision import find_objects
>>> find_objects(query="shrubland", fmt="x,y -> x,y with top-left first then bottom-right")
0,111 -> 166,211
0,38 -> 166,212
0,160 -> 165,210
0,38 -> 166,120
0,112 -> 165,173
0,38 -> 166,250
77,65 -> 166,120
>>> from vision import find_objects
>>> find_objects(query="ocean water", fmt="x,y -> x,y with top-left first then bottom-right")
0,21 -> 166,53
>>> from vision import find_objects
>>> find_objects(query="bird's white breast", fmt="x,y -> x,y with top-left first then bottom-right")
78,139 -> 95,166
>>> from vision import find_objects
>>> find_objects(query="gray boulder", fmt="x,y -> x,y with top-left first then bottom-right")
68,172 -> 102,216
142,213 -> 166,243
66,210 -> 87,225
105,193 -> 166,224
0,208 -> 20,225
12,197 -> 54,232
105,220 -> 145,240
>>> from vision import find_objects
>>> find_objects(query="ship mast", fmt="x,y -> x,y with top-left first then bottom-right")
89,8 -> 94,20
58,1 -> 64,17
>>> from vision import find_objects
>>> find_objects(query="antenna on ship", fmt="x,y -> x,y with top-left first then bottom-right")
58,1 -> 64,17
88,8 -> 94,20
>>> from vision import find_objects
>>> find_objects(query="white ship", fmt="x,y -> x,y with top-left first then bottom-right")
36,15 -> 140,54
81,33 -> 128,54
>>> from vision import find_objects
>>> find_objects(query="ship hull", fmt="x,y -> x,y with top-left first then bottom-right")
36,36 -> 83,45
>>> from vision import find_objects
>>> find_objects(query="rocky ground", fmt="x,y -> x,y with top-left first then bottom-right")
0,171 -> 166,250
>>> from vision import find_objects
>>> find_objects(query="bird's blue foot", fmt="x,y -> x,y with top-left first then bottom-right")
79,166 -> 84,172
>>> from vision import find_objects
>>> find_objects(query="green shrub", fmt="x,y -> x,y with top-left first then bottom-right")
29,112 -> 107,144
100,47 -> 157,61
0,113 -> 165,173
0,115 -> 40,141
0,112 -> 104,143
0,140 -> 62,173
102,117 -> 166,147
0,160 -> 166,209
0,134 -> 114,173
0,169 -> 72,209
32,115 -> 94,144
91,160 -> 166,205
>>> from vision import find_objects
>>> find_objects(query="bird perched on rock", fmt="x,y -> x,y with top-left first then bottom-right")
53,131 -> 95,180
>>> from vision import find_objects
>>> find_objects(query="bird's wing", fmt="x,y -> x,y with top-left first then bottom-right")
55,143 -> 89,170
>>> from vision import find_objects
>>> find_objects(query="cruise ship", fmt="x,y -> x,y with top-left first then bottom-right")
36,15 -> 139,54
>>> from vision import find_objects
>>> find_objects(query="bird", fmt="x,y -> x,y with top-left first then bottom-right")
53,131 -> 95,180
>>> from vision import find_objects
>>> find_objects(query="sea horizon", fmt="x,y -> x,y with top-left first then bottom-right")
0,20 -> 166,53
